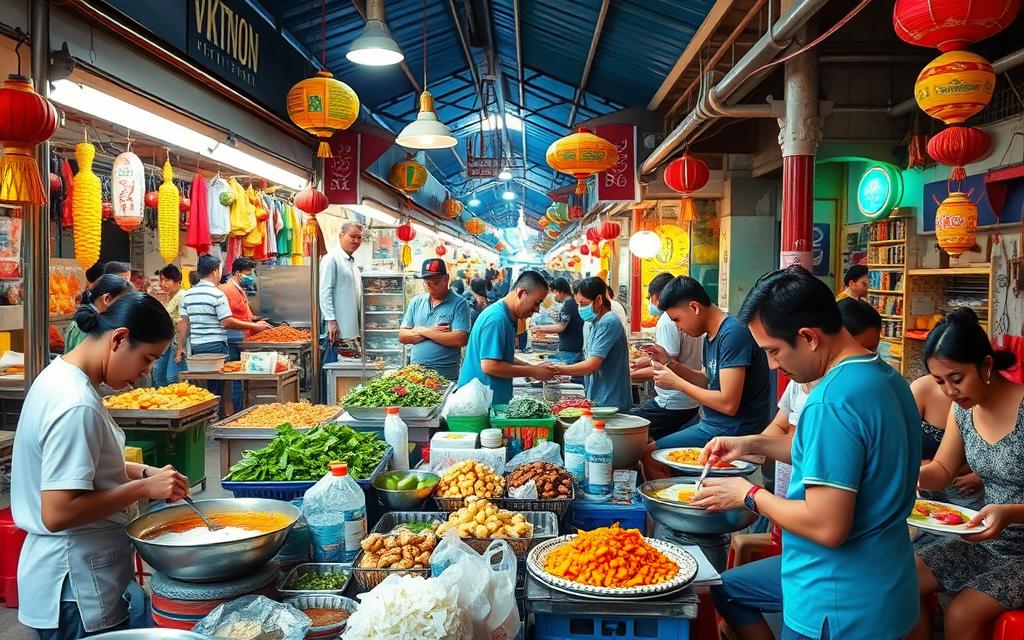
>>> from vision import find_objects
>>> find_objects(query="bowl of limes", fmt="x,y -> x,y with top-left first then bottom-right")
372,470 -> 440,510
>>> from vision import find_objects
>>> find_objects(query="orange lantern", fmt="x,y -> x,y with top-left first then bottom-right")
286,71 -> 359,158
495,241 -> 506,252
545,226 -> 561,240
935,191 -> 978,256
546,127 -> 619,195
915,50 -> 995,124
465,217 -> 485,235
893,0 -> 1021,52
442,197 -> 463,219
388,159 -> 427,194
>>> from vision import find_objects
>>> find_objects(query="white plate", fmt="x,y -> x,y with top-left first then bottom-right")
907,499 -> 989,537
652,448 -> 756,476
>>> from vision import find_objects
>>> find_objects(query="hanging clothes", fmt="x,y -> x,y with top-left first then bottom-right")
277,200 -> 291,258
289,205 -> 304,265
60,159 -> 74,230
261,195 -> 276,259
207,177 -> 231,241
185,174 -> 210,255
227,179 -> 251,236
224,235 -> 242,273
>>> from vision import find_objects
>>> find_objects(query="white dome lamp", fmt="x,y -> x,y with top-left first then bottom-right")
346,0 -> 405,66
629,230 -> 662,259
395,3 -> 457,150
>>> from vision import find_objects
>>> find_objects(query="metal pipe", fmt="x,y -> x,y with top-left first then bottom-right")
26,0 -> 50,385
567,0 -> 610,127
513,0 -> 528,173
705,88 -> 775,118
446,0 -> 486,118
309,159 -> 323,403
891,46 -> 1024,116
641,0 -> 830,174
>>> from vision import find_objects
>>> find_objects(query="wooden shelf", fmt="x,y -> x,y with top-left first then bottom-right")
868,239 -> 905,246
880,314 -> 903,320
908,265 -> 991,277
880,336 -> 901,343
868,264 -> 906,269
869,289 -> 903,295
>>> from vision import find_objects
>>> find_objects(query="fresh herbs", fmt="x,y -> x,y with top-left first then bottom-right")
342,375 -> 443,408
227,423 -> 390,482
288,570 -> 350,591
504,396 -> 551,419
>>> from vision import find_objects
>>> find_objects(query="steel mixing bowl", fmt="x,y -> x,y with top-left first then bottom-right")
125,498 -> 301,583
90,630 -> 208,640
371,470 -> 440,510
639,479 -> 757,535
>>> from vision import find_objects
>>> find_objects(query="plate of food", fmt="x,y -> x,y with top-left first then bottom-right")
908,499 -> 988,536
652,447 -> 756,476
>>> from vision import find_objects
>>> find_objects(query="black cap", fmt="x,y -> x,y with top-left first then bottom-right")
415,258 -> 448,279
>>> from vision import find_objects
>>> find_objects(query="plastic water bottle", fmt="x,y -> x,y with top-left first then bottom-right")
384,407 -> 409,470
584,421 -> 613,502
563,409 -> 594,485
303,462 -> 366,563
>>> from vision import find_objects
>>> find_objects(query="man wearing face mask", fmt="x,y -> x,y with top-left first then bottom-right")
532,277 -> 584,365
221,257 -> 262,412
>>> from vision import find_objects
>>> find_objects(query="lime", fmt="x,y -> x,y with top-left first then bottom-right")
417,478 -> 438,490
384,476 -> 399,490
397,476 -> 419,491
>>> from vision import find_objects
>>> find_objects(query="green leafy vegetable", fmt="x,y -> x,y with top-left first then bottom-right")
342,375 -> 443,408
288,571 -> 350,590
505,396 -> 551,419
227,423 -> 390,482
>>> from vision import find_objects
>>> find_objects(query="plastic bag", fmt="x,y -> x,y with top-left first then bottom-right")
192,595 -> 310,640
505,440 -> 563,471
428,447 -> 506,475
507,479 -> 538,499
443,378 -> 493,418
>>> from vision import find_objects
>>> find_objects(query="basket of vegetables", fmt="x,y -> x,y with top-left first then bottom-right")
342,367 -> 452,420
490,397 -> 557,448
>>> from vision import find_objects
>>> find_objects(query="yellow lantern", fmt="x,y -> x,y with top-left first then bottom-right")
442,197 -> 463,219
915,51 -> 995,124
465,217 -> 485,235
72,141 -> 102,269
286,71 -> 360,158
388,159 -> 427,194
546,127 -> 618,195
158,159 -> 180,263
935,191 -> 978,256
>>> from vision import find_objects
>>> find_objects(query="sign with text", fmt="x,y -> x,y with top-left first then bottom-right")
325,132 -> 361,205
596,124 -> 639,203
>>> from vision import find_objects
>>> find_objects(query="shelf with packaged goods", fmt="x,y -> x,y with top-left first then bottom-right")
908,265 -> 991,277
869,289 -> 903,295
864,216 -> 916,378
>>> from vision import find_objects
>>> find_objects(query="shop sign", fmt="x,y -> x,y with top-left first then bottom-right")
857,165 -> 903,220
325,132 -> 361,206
812,223 -> 830,277
596,124 -> 639,203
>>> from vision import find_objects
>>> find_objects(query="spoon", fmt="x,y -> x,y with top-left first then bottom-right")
695,461 -> 712,494
181,496 -> 223,531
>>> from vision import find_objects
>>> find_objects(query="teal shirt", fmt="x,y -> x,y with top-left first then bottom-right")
63,320 -> 86,353
401,290 -> 472,378
783,354 -> 921,639
583,312 -> 632,412
457,300 -> 515,405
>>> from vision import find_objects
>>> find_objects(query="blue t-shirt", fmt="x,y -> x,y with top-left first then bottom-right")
583,312 -> 633,412
783,354 -> 921,640
557,297 -> 584,353
457,300 -> 516,405
700,315 -> 770,434
401,290 -> 472,374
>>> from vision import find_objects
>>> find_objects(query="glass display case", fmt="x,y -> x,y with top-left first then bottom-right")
362,272 -> 408,368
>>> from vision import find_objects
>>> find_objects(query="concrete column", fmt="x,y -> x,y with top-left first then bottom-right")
25,0 -> 50,384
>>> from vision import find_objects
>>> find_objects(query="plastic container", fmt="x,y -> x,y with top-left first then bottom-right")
534,612 -> 690,640
445,414 -> 490,433
563,409 -> 594,485
303,463 -> 367,564
583,421 -> 613,502
490,405 -> 558,431
384,407 -> 410,471
220,447 -> 392,500
480,428 -> 503,448
569,496 -> 648,532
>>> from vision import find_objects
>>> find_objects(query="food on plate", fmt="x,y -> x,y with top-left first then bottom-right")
140,512 -> 293,544
550,396 -> 593,416
507,462 -> 572,499
380,472 -> 438,491
243,324 -> 312,343
655,484 -> 698,504
286,571 -> 350,591
302,607 -> 351,627
342,574 -> 469,640
544,525 -> 679,588
504,396 -> 552,419
358,528 -> 437,569
342,375 -> 443,408
911,500 -> 970,526
390,364 -> 449,391
222,402 -> 338,428
665,448 -> 735,468
103,382 -> 215,410
435,497 -> 533,539
227,423 -> 390,482
435,460 -> 504,499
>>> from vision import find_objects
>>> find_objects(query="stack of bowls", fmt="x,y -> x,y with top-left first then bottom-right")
480,428 -> 503,448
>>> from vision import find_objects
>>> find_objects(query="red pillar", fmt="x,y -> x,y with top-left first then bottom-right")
781,155 -> 815,269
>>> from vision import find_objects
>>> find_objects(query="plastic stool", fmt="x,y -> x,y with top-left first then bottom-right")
993,610 -> 1024,639
726,533 -> 782,570
0,507 -> 26,608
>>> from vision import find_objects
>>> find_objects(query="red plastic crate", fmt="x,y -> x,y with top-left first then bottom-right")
0,507 -> 26,608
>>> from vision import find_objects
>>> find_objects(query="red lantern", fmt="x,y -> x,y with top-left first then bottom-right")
49,173 -> 62,193
495,241 -> 506,252
893,0 -> 1021,51
179,197 -> 191,213
435,244 -> 447,257
396,222 -> 416,243
664,153 -> 710,194
102,202 -> 113,219
568,204 -> 583,220
0,75 -> 59,206
585,227 -> 602,243
144,191 -> 159,208
580,244 -> 590,256
600,220 -> 621,241
294,186 -> 329,215
927,126 -> 992,181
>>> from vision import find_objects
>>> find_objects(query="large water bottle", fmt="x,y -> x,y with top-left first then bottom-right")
384,407 -> 409,471
563,409 -> 594,485
584,421 -> 613,502
303,462 -> 367,563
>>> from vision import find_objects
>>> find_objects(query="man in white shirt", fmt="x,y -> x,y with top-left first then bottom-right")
319,222 -> 364,356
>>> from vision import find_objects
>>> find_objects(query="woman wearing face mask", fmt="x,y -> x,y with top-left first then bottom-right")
550,277 -> 632,412
11,293 -> 189,639
909,308 -> 1024,640
221,257 -> 259,413
63,274 -> 134,353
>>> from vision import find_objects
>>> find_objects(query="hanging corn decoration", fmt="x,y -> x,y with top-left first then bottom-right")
72,141 -> 102,269
158,158 -> 180,263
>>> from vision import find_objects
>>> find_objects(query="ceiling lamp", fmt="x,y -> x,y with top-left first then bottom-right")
498,168 -> 513,181
629,230 -> 662,259
396,0 -> 456,149
468,196 -> 481,207
502,189 -> 516,201
346,0 -> 404,66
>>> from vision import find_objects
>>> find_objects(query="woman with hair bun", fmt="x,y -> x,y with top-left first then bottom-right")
909,308 -> 1024,640
10,292 -> 189,637
63,274 -> 133,354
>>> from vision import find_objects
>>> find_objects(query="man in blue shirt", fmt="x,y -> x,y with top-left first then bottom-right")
399,259 -> 472,381
695,266 -> 920,640
532,277 -> 584,364
458,270 -> 558,404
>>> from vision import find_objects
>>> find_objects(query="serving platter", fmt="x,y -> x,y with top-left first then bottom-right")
908,499 -> 989,537
652,447 -> 756,477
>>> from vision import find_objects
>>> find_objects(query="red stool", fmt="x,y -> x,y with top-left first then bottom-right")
992,610 -> 1024,640
0,507 -> 26,608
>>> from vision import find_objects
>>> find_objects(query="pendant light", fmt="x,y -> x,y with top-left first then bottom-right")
346,0 -> 404,66
396,0 -> 457,149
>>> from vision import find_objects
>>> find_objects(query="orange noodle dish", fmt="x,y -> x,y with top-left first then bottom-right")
140,512 -> 292,545
544,525 -> 679,588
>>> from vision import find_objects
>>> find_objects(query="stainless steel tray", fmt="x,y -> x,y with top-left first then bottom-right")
210,404 -> 344,437
343,383 -> 453,420
278,562 -> 352,597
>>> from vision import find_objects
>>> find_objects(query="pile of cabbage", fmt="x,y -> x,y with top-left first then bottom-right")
342,574 -> 469,640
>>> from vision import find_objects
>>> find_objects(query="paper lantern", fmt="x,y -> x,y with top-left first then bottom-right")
442,197 -> 463,219
580,244 -> 590,256
589,241 -> 600,254
546,127 -> 619,195
568,204 -> 584,220
664,154 -> 710,194
286,71 -> 360,158
158,159 -> 180,263
915,50 -> 995,124
893,0 -> 1021,51
600,220 -> 621,241
927,126 -> 991,181
101,202 -> 113,219
179,197 -> 191,213
465,217 -> 485,235
435,244 -> 447,257
0,75 -> 59,205
295,186 -> 329,215
111,151 -> 145,232
538,217 -> 551,229
629,230 -> 662,259
585,227 -> 602,243
935,191 -> 978,255
145,191 -> 159,208
71,142 -> 102,269
396,222 -> 416,243
388,159 -> 427,194
546,202 -> 569,223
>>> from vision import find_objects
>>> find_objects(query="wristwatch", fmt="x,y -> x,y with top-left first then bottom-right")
141,466 -> 150,479
744,485 -> 764,514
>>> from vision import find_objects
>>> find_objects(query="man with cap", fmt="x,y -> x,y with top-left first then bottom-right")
399,259 -> 473,381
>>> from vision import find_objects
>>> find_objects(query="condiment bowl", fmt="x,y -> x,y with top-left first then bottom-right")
372,470 -> 440,510
125,498 -> 301,583
284,594 -> 359,638
639,479 -> 757,535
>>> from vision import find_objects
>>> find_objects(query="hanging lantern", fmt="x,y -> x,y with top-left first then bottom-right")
388,158 -> 428,194
893,0 -> 1021,52
144,191 -> 159,208
935,191 -> 978,256
568,204 -> 584,220
101,202 -> 113,219
915,50 -> 995,124
465,217 -> 485,235
585,226 -> 602,243
111,151 -> 145,232
629,230 -> 662,259
546,127 -> 618,195
158,159 -> 180,263
286,71 -> 360,158
589,241 -> 600,255
545,226 -> 561,240
49,173 -> 61,193
579,243 -> 590,256
495,241 -> 506,252
0,75 -> 59,205
71,142 -> 102,269
179,197 -> 191,213
600,220 -> 621,241
664,153 -> 710,194
395,222 -> 416,243
927,126 -> 992,181
295,186 -> 329,215
442,197 -> 463,219
435,244 -> 447,257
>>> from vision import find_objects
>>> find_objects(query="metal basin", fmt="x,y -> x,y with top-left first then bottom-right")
90,631 -> 208,640
126,498 -> 301,583
639,479 -> 756,535
371,470 -> 440,510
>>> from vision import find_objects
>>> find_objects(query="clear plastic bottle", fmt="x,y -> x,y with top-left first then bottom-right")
584,421 -> 613,502
563,408 -> 594,485
303,462 -> 367,563
383,406 -> 409,470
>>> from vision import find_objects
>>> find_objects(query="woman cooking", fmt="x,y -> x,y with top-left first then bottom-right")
11,293 -> 190,639
550,277 -> 632,412
63,274 -> 133,354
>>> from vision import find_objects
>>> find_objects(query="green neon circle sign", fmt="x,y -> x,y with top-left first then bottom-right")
857,165 -> 903,220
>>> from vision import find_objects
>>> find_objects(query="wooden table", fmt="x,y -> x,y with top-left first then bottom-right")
179,369 -> 300,407
238,341 -> 313,392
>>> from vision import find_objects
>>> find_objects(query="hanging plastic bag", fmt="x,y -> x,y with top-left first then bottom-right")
505,440 -> 563,471
192,595 -> 310,640
442,378 -> 493,418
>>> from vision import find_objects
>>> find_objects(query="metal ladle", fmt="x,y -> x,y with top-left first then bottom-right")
181,496 -> 223,531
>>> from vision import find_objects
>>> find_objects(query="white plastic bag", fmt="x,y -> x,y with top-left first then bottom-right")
505,440 -> 563,470
193,595 -> 310,640
443,378 -> 493,418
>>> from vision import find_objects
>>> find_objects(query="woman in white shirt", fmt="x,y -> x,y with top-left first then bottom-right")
11,293 -> 189,638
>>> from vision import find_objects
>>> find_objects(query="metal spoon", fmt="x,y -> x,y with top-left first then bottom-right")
695,461 -> 712,493
181,496 -> 223,531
